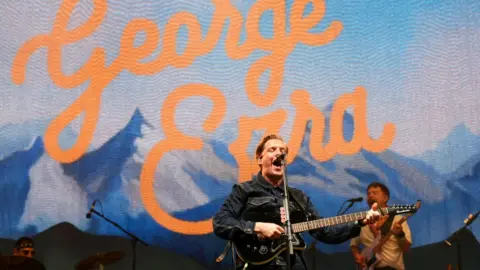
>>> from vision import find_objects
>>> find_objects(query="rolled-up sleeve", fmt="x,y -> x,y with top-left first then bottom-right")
213,184 -> 256,240
350,235 -> 362,247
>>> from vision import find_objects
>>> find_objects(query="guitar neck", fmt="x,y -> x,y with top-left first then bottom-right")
291,207 -> 389,233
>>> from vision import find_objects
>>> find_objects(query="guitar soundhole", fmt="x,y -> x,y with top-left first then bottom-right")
259,245 -> 268,255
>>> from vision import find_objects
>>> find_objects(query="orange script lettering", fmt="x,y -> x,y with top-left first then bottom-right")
11,0 -> 341,163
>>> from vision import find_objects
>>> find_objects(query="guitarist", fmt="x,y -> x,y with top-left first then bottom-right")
350,182 -> 412,270
213,134 -> 381,269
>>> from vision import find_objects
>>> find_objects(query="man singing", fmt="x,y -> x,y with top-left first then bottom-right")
213,134 -> 381,269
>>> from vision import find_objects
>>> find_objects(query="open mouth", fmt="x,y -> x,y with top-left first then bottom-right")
272,159 -> 283,168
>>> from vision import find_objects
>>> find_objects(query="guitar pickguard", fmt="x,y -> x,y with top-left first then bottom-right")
270,234 -> 302,253
234,234 -> 307,265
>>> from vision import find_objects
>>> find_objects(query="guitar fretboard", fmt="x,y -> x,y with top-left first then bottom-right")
291,207 -> 390,233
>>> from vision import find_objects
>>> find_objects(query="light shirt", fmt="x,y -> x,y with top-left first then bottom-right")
350,215 -> 412,270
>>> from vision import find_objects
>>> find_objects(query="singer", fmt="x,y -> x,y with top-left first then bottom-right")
213,134 -> 381,269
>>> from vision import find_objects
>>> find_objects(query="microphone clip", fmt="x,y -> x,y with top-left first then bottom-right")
86,200 -> 98,219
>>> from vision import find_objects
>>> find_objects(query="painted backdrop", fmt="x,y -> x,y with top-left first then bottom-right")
1,0 -> 479,265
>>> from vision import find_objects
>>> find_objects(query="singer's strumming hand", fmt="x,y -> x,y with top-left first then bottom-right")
254,222 -> 285,239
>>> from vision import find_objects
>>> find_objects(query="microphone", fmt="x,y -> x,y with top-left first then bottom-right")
464,211 -> 480,226
346,197 -> 363,203
338,197 -> 363,215
86,200 -> 98,219
274,153 -> 287,163
445,211 -> 479,246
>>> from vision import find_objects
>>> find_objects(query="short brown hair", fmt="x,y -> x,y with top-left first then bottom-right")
367,182 -> 390,201
15,237 -> 34,249
255,134 -> 288,168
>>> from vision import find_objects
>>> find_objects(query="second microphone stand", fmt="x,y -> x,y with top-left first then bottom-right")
281,156 -> 295,270
89,207 -> 149,270
444,211 -> 479,270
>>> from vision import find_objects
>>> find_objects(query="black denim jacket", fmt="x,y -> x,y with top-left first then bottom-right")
213,173 -> 362,244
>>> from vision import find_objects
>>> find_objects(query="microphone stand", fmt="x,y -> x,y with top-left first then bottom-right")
444,211 -> 479,270
281,156 -> 294,270
338,201 -> 356,216
89,208 -> 149,270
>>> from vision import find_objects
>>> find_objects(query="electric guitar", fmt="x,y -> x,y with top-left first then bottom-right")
358,200 -> 421,270
233,203 -> 420,266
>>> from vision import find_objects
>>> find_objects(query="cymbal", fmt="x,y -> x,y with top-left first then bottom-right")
0,255 -> 46,270
75,251 -> 125,270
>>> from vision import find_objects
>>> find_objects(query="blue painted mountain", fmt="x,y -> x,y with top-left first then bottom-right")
55,108 -> 153,236
448,152 -> 480,184
61,108 -> 148,200
0,120 -> 46,159
444,152 -> 480,209
0,137 -> 43,237
0,119 -> 78,159
0,117 -> 88,235
414,124 -> 480,175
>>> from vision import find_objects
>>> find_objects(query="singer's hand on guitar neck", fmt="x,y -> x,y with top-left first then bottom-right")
254,222 -> 285,240
361,203 -> 381,225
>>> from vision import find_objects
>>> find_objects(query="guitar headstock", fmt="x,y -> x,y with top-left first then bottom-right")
385,200 -> 421,215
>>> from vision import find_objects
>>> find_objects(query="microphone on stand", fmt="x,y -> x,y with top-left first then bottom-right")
445,211 -> 480,246
347,197 -> 363,203
86,200 -> 98,219
338,197 -> 364,215
274,153 -> 287,164
464,211 -> 480,227
82,199 -> 148,270
444,210 -> 479,270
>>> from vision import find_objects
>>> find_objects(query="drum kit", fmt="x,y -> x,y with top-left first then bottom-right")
0,250 -> 125,270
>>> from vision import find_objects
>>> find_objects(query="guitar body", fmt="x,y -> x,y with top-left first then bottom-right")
356,256 -> 381,270
233,234 -> 306,265
358,234 -> 382,270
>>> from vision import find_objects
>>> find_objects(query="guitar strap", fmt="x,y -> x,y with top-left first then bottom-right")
215,241 -> 242,270
215,241 -> 232,263
380,214 -> 395,236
